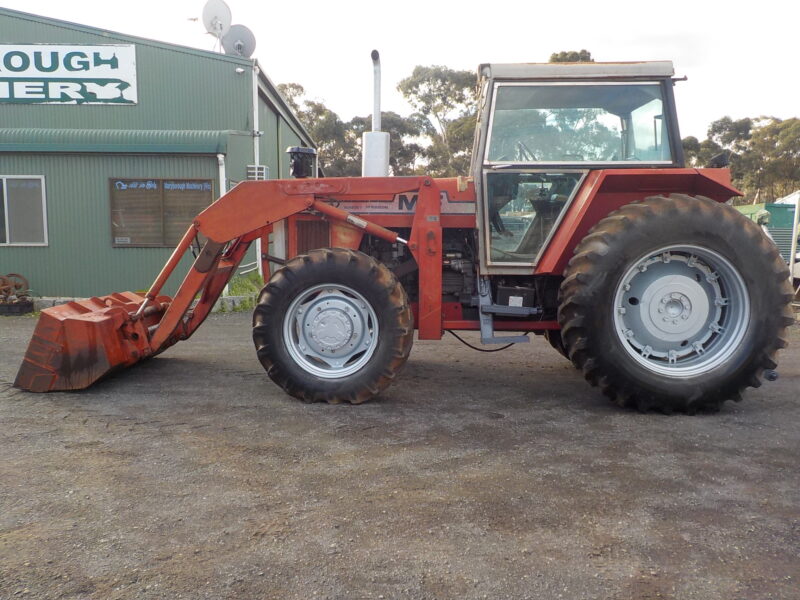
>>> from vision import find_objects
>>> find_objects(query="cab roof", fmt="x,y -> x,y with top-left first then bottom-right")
479,61 -> 675,81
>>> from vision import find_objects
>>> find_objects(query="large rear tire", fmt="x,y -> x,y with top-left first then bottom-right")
253,248 -> 414,404
543,330 -> 569,359
558,194 -> 794,413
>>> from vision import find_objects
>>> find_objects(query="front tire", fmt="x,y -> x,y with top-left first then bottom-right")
558,194 -> 794,413
253,248 -> 414,404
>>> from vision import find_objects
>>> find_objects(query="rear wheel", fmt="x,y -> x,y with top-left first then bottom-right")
558,194 -> 794,413
253,248 -> 414,404
543,329 -> 569,359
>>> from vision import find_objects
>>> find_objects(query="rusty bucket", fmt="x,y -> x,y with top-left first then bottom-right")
14,292 -> 170,392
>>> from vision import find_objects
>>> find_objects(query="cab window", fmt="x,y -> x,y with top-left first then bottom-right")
487,83 -> 672,164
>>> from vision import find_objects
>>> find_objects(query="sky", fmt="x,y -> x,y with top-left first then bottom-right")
2,0 -> 798,139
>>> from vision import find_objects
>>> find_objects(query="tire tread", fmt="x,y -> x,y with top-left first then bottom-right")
558,194 -> 794,413
253,248 -> 414,404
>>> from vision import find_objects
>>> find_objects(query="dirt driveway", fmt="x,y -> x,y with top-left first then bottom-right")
1,312 -> 798,599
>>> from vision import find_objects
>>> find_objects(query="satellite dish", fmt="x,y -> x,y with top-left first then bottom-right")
222,24 -> 256,58
202,0 -> 231,38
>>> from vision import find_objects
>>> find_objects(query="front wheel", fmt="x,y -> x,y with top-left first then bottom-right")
253,248 -> 414,404
558,194 -> 794,413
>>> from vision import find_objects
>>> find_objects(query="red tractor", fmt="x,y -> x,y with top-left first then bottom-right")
15,61 -> 794,412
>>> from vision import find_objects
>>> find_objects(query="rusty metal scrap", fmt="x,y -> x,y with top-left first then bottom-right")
0,273 -> 31,302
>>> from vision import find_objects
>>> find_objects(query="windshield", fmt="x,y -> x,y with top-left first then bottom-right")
487,83 -> 672,164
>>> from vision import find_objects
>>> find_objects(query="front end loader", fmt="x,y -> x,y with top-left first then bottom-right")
15,61 -> 794,412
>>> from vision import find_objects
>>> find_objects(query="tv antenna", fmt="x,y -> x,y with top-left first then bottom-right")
202,0 -> 232,50
222,24 -> 256,58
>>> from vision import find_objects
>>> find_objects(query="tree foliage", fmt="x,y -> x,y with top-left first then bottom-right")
279,66 -> 478,178
277,83 -> 426,176
348,111 -> 427,175
281,53 -> 797,200
277,83 -> 359,176
277,82 -> 304,113
549,49 -> 594,63
683,116 -> 800,203
397,65 -> 477,177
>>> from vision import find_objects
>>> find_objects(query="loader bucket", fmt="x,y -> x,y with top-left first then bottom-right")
14,292 -> 170,392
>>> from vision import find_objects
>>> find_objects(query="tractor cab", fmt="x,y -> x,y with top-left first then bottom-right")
471,61 -> 683,274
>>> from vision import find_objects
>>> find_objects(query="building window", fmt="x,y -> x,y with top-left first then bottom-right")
0,176 -> 47,245
110,178 -> 214,247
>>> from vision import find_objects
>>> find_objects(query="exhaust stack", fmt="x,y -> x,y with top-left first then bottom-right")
361,49 -> 390,177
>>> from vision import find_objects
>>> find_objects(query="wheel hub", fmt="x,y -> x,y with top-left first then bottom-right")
307,302 -> 355,352
641,277 -> 708,340
613,245 -> 749,376
283,284 -> 378,379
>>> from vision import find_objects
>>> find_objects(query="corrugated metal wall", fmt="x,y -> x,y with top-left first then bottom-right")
279,120 -> 304,178
0,9 -> 315,297
259,102 -> 281,179
0,153 -> 218,297
0,11 -> 253,133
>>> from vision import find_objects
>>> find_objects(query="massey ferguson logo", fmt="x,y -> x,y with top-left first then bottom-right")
397,193 -> 418,211
396,191 -> 474,215
334,191 -> 474,215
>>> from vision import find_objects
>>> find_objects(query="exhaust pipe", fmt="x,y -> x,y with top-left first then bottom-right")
371,49 -> 381,132
362,49 -> 390,177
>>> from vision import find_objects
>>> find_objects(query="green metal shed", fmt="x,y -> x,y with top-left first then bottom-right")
735,202 -> 797,263
0,7 -> 314,297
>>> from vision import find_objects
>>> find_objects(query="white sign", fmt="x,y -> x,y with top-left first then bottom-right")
0,44 -> 137,105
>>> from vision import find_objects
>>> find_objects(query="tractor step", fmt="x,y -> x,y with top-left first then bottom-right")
476,277 -> 534,345
480,304 -> 542,316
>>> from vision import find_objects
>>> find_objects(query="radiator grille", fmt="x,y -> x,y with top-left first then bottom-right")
296,220 -> 330,255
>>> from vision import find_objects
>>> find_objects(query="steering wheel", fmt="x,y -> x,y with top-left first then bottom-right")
516,141 -> 536,161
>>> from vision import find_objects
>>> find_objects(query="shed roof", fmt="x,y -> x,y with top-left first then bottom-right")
480,61 -> 675,81
0,7 -> 314,148
0,128 -> 247,154
0,7 -> 252,66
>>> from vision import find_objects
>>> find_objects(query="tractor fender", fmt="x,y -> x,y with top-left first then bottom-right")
535,168 -> 742,276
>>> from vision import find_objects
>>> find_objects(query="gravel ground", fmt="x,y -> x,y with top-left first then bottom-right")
1,312 -> 798,600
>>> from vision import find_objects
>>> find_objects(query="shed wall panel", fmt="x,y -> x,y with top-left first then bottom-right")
279,120 -> 304,179
0,153 -> 219,297
258,102 -> 280,179
0,9 -> 311,298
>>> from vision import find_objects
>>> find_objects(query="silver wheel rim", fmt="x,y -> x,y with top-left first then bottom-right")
612,245 -> 749,377
283,284 -> 379,379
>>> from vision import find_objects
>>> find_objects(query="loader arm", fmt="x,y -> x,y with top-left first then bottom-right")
15,177 -> 441,392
